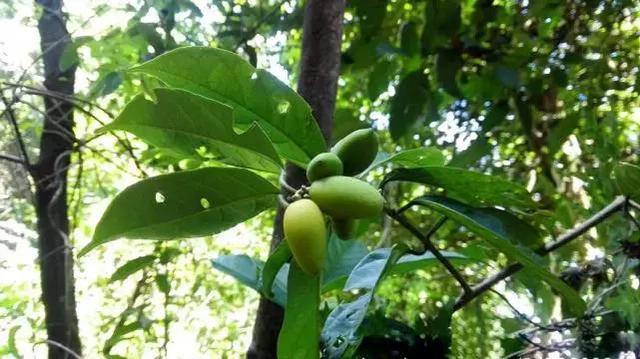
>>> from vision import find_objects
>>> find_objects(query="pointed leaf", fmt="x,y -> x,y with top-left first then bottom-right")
614,162 -> 640,200
389,71 -> 431,140
80,167 -> 278,255
278,262 -> 320,359
322,245 -> 408,358
212,254 -> 287,307
381,166 -> 536,209
364,147 -> 445,174
322,235 -> 369,292
110,255 -> 156,282
103,88 -> 281,173
262,241 -> 292,299
130,47 -> 326,166
410,196 -> 586,316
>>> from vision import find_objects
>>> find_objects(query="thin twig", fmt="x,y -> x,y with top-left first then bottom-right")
453,195 -> 628,311
2,94 -> 31,169
386,208 -> 472,295
234,0 -> 290,51
0,153 -> 24,164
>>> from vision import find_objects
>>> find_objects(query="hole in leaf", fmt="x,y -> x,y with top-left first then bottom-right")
277,100 -> 290,114
250,72 -> 258,80
200,198 -> 210,209
155,192 -> 165,203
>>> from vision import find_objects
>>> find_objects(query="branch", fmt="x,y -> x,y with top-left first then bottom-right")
386,208 -> 473,295
453,195 -> 628,311
234,0 -> 290,51
1,94 -> 31,169
0,153 -> 25,164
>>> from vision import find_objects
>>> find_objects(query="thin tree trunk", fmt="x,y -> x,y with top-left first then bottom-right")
34,1 -> 82,357
247,1 -> 346,358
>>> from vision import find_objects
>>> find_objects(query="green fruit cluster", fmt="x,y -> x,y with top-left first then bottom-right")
283,129 -> 382,275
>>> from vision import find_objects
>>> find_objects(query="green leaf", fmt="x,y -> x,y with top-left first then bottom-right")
492,64 -> 520,89
448,136 -> 491,168
410,196 -> 586,316
155,273 -> 170,294
331,108 -> 367,145
435,49 -> 462,97
80,167 -> 278,255
212,255 -> 287,306
389,71 -> 432,140
367,60 -> 394,101
605,284 -> 640,329
104,320 -> 144,353
322,235 -> 369,292
614,162 -> 640,200
103,88 -> 282,173
547,113 -> 579,154
400,22 -> 420,57
101,71 -> 124,96
130,47 -> 326,166
277,262 -> 320,359
262,241 -> 292,299
109,255 -> 156,282
322,245 -> 408,358
381,166 -> 537,209
366,147 -> 446,173
59,36 -> 92,72
421,0 -> 461,54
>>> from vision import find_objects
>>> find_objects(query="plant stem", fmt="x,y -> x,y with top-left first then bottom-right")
386,208 -> 473,295
453,195 -> 628,312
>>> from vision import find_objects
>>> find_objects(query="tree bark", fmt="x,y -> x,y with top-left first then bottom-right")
34,1 -> 82,357
247,1 -> 346,358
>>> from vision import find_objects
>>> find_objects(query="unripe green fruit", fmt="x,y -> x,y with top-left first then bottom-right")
283,199 -> 327,275
332,218 -> 358,240
331,128 -> 379,176
309,176 -> 384,219
306,152 -> 343,182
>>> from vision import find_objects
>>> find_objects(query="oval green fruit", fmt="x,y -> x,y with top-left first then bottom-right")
309,176 -> 384,219
283,199 -> 327,275
306,152 -> 343,182
331,128 -> 379,176
332,218 -> 357,240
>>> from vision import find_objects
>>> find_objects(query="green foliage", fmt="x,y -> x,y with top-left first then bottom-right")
103,88 -> 282,172
110,255 -> 156,282
129,47 -> 327,166
412,196 -> 586,316
381,166 -> 537,209
261,241 -> 292,300
80,167 -> 278,255
614,163 -> 640,200
278,262 -> 320,359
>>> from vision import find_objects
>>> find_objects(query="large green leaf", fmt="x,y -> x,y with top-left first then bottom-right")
80,167 -> 278,255
212,255 -> 287,307
614,162 -> 640,200
367,60 -> 395,101
278,262 -> 320,359
103,88 -> 281,173
381,166 -> 537,209
322,235 -> 369,292
130,47 -> 326,166
322,245 -> 408,358
389,71 -> 432,140
411,196 -> 586,316
262,241 -> 292,299
364,147 -> 445,174
435,49 -> 462,97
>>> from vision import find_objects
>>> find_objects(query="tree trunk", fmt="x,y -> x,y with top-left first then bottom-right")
34,1 -> 82,357
247,1 -> 346,358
